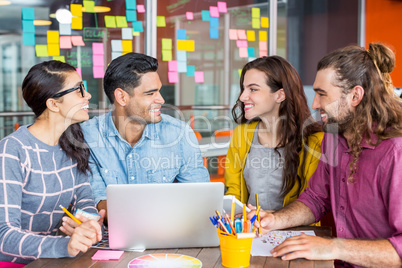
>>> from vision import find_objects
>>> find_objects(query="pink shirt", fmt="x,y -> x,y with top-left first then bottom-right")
298,132 -> 402,259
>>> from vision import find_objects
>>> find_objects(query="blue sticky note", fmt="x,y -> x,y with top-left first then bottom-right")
83,80 -> 88,90
178,61 -> 187,73
126,10 -> 137,21
22,20 -> 35,33
23,33 -> 35,46
210,17 -> 219,28
22,8 -> 35,20
177,29 -> 186,40
126,0 -> 137,10
210,28 -> 219,39
186,65 -> 195,76
132,21 -> 143,32
201,10 -> 210,21
247,47 -> 255,57
177,51 -> 187,62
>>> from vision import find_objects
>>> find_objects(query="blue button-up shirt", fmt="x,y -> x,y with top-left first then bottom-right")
81,111 -> 210,204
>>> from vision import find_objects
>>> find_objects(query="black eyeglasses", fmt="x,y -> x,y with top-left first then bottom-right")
51,83 -> 86,99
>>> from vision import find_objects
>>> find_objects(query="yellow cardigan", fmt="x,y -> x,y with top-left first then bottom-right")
225,122 -> 323,206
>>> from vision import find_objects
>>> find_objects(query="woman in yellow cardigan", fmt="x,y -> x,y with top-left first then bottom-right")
225,56 -> 323,210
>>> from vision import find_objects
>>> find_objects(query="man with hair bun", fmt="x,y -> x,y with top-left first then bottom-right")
251,43 -> 402,267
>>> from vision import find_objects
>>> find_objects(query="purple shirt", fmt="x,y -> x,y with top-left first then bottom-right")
298,132 -> 402,259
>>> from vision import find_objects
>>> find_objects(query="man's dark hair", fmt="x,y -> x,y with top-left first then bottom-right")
104,53 -> 158,103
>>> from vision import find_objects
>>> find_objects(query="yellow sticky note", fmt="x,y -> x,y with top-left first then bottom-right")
48,44 -> 60,56
122,40 -> 132,52
71,16 -> 83,30
261,17 -> 269,28
116,16 -> 128,28
162,50 -> 172,61
162,38 -> 172,50
246,30 -> 255,41
70,4 -> 82,17
35,45 -> 48,57
53,56 -> 66,62
83,0 -> 95,13
177,40 -> 195,51
252,18 -> 260,29
259,31 -> 267,41
133,31 -> 140,36
47,31 -> 59,44
252,7 -> 260,18
157,16 -> 166,27
105,16 -> 116,28
238,69 -> 242,77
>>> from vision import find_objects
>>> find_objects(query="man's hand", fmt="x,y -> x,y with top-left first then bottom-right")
247,204 -> 276,235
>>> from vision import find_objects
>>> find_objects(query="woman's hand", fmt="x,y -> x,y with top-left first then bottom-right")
60,209 -> 106,237
67,219 -> 102,257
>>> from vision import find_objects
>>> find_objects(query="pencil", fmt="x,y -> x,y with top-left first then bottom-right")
60,205 -> 82,225
231,197 -> 235,223
256,194 -> 261,235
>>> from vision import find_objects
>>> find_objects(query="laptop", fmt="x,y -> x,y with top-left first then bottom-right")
106,182 -> 224,250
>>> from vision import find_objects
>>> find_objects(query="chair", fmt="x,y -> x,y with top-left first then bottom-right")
209,129 -> 233,183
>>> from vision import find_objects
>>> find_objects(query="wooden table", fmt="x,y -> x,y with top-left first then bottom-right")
26,226 -> 333,268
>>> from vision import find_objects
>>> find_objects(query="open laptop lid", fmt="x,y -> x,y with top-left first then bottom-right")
106,182 -> 224,250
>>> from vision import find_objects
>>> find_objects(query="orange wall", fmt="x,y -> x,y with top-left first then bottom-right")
366,0 -> 402,87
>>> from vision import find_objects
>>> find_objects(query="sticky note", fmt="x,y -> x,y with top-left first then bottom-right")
259,31 -> 267,41
133,31 -> 140,36
112,52 -> 122,60
22,20 -> 35,33
178,61 -> 187,73
47,31 -> 59,44
126,0 -> 137,10
83,1 -> 95,12
132,21 -> 143,32
35,45 -> 48,57
122,28 -> 132,40
92,43 -> 104,55
177,50 -> 187,62
237,30 -> 247,40
122,40 -> 132,52
22,8 -> 35,20
210,28 -> 219,39
186,65 -> 195,76
111,40 -> 123,52
161,38 -> 172,50
252,7 -> 260,18
194,71 -> 204,83
168,72 -> 178,83
105,16 -> 116,28
252,18 -> 260,29
91,250 -> 124,261
259,41 -> 267,51
210,6 -> 219,18
168,60 -> 178,72
210,17 -> 219,28
93,66 -> 104,78
186,12 -> 193,20
137,5 -> 145,13
217,2 -> 227,13
59,23 -> 71,35
162,50 -> 172,61
157,16 -> 166,27
70,4 -> 82,17
229,29 -> 237,40
177,29 -> 186,40
23,33 -> 35,46
259,50 -> 268,57
246,30 -> 255,41
261,17 -> 269,28
177,40 -> 195,51
71,16 -> 83,30
76,68 -> 82,78
126,10 -> 137,22
60,36 -> 72,49
93,55 -> 104,66
236,40 -> 247,48
48,44 -> 60,56
116,16 -> 128,28
247,47 -> 255,57
53,56 -> 66,62
201,10 -> 210,21
239,47 -> 248,58
71,36 -> 85,46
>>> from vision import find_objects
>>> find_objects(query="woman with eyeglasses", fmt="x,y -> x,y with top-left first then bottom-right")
0,60 -> 104,265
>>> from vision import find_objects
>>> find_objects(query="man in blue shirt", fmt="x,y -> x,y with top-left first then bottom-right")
81,53 -> 209,219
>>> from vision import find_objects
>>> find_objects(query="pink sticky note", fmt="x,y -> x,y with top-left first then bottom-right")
93,66 -> 104,79
186,12 -> 194,20
236,40 -> 248,48
259,50 -> 268,57
71,36 -> 85,46
194,71 -> 204,83
259,41 -> 268,51
92,43 -> 104,55
168,60 -> 178,72
237,30 -> 247,40
91,250 -> 124,261
59,36 -> 72,49
76,68 -> 82,78
239,47 -> 248,58
93,55 -> 104,67
168,72 -> 179,83
137,5 -> 145,13
209,6 -> 219,17
229,29 -> 237,40
217,2 -> 227,13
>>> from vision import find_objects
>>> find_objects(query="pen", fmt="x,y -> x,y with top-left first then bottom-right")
256,194 -> 261,235
60,205 -> 82,225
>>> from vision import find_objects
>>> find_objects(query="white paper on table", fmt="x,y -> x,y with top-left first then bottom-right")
251,230 -> 316,256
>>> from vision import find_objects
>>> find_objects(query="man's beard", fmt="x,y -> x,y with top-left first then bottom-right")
323,110 -> 354,134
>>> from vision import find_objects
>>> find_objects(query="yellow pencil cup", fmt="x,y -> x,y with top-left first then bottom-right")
217,229 -> 253,268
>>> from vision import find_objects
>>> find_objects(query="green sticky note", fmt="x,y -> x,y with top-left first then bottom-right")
161,38 -> 172,50
105,16 -> 116,28
116,16 -> 128,27
53,56 -> 66,62
252,18 -> 260,29
252,7 -> 260,18
35,45 -> 48,57
83,0 -> 95,12
156,16 -> 166,27
162,49 -> 172,61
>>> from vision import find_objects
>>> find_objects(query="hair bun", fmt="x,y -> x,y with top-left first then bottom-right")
368,43 -> 395,74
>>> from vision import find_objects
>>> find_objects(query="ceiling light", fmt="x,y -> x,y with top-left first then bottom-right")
0,0 -> 11,5
49,13 -> 56,19
34,20 -> 52,26
81,6 -> 111,13
55,8 -> 72,24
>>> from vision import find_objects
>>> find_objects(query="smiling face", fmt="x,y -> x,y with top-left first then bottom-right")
239,68 -> 282,121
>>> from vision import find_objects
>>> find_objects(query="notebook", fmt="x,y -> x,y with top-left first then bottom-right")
106,182 -> 224,250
